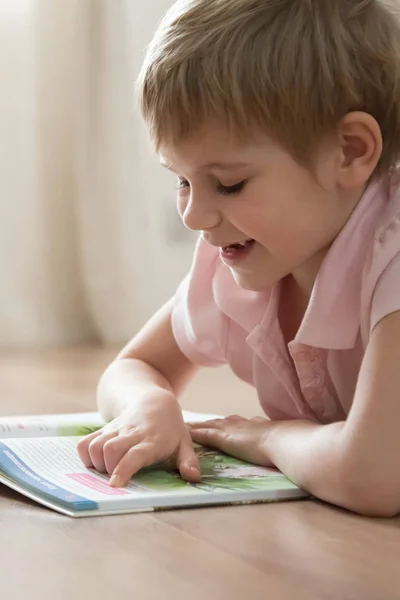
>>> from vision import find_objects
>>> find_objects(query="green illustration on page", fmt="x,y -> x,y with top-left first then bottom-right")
133,446 -> 295,493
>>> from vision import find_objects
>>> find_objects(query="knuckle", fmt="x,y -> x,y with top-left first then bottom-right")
117,423 -> 135,436
132,443 -> 150,458
103,438 -> 120,458
125,424 -> 139,435
76,438 -> 88,453
89,436 -> 104,452
202,428 -> 213,437
134,443 -> 156,465
78,430 -> 98,449
88,438 -> 106,461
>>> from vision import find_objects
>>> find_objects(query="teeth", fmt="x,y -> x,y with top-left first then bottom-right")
237,240 -> 249,247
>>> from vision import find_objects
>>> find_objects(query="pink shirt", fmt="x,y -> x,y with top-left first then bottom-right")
172,176 -> 400,424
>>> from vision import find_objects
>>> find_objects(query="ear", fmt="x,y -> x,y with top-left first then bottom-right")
336,112 -> 383,190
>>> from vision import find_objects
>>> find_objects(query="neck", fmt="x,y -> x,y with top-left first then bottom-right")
278,275 -> 311,345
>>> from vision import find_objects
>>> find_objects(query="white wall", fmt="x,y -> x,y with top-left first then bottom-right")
0,0 -> 196,348
75,0 -> 197,343
0,1 -> 94,347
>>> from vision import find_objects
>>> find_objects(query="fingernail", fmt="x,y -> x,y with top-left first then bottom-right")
110,474 -> 122,487
190,466 -> 201,479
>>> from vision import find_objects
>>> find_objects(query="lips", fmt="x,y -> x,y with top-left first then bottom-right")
222,239 -> 254,252
220,239 -> 256,263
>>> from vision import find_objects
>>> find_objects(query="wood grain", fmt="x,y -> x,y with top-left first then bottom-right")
0,347 -> 399,600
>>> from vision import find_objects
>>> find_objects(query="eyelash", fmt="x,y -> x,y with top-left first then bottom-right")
177,178 -> 247,196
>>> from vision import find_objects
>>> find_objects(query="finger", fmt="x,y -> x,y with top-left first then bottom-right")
226,415 -> 243,421
188,418 -> 225,430
103,429 -> 142,475
109,442 -> 155,487
177,437 -> 201,483
190,427 -> 228,452
76,430 -> 103,467
88,431 -> 118,473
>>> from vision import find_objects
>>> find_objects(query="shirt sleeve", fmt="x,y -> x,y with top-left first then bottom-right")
171,237 -> 229,367
365,203 -> 400,334
370,252 -> 400,332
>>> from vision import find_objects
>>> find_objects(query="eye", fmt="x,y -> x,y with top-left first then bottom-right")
216,180 -> 247,196
176,177 -> 190,190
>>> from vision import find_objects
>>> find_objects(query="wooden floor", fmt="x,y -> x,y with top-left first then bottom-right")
1,347 -> 400,600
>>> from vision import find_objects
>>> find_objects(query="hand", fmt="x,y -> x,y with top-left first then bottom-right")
77,391 -> 200,487
189,415 -> 274,467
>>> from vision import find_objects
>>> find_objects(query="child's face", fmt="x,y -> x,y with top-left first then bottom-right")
159,125 -> 363,292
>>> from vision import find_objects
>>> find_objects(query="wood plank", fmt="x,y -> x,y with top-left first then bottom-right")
0,489 -> 299,600
158,501 -> 400,600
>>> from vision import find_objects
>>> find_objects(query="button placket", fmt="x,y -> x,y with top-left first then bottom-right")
248,327 -> 313,418
290,344 -> 338,423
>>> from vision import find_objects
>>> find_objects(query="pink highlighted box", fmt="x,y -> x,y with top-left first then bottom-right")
67,473 -> 129,495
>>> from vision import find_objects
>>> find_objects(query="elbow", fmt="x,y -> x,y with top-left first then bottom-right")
337,464 -> 400,518
344,491 -> 400,518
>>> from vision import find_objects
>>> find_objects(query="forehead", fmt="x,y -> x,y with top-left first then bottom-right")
158,125 -> 275,172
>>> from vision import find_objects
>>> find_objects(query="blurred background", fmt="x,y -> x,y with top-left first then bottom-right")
0,0 -> 196,350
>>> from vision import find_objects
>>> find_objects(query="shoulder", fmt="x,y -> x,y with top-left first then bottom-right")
363,174 -> 400,279
372,174 -> 400,253
361,173 -> 400,339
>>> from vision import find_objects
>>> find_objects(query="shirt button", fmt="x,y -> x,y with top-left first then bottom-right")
304,390 -> 316,402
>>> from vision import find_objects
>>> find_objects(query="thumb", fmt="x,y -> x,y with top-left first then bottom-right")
177,437 -> 201,483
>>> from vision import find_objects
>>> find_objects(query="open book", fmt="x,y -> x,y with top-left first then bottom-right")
0,411 -> 307,517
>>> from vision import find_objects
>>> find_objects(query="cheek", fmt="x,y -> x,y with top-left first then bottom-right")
239,190 -> 290,239
246,193 -> 318,251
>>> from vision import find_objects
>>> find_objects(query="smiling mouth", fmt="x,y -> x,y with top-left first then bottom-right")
222,239 -> 254,252
220,239 -> 256,263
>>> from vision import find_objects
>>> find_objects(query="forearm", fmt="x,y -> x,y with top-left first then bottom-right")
266,420 -> 348,502
265,419 -> 398,516
97,358 -> 178,420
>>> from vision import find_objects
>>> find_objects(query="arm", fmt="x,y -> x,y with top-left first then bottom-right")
265,311 -> 400,516
78,298 -> 200,485
98,297 -> 198,420
191,311 -> 400,517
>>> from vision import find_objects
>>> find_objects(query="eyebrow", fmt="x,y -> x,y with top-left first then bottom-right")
160,160 -> 250,172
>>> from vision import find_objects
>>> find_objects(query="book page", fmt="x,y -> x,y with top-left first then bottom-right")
0,409 -> 221,439
0,412 -> 105,438
0,436 -> 305,515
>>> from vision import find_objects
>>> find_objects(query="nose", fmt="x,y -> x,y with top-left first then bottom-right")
180,191 -> 221,232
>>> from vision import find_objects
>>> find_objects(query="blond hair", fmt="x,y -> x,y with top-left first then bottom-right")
137,0 -> 400,174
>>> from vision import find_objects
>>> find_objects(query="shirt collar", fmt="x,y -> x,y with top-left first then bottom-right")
294,178 -> 389,350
